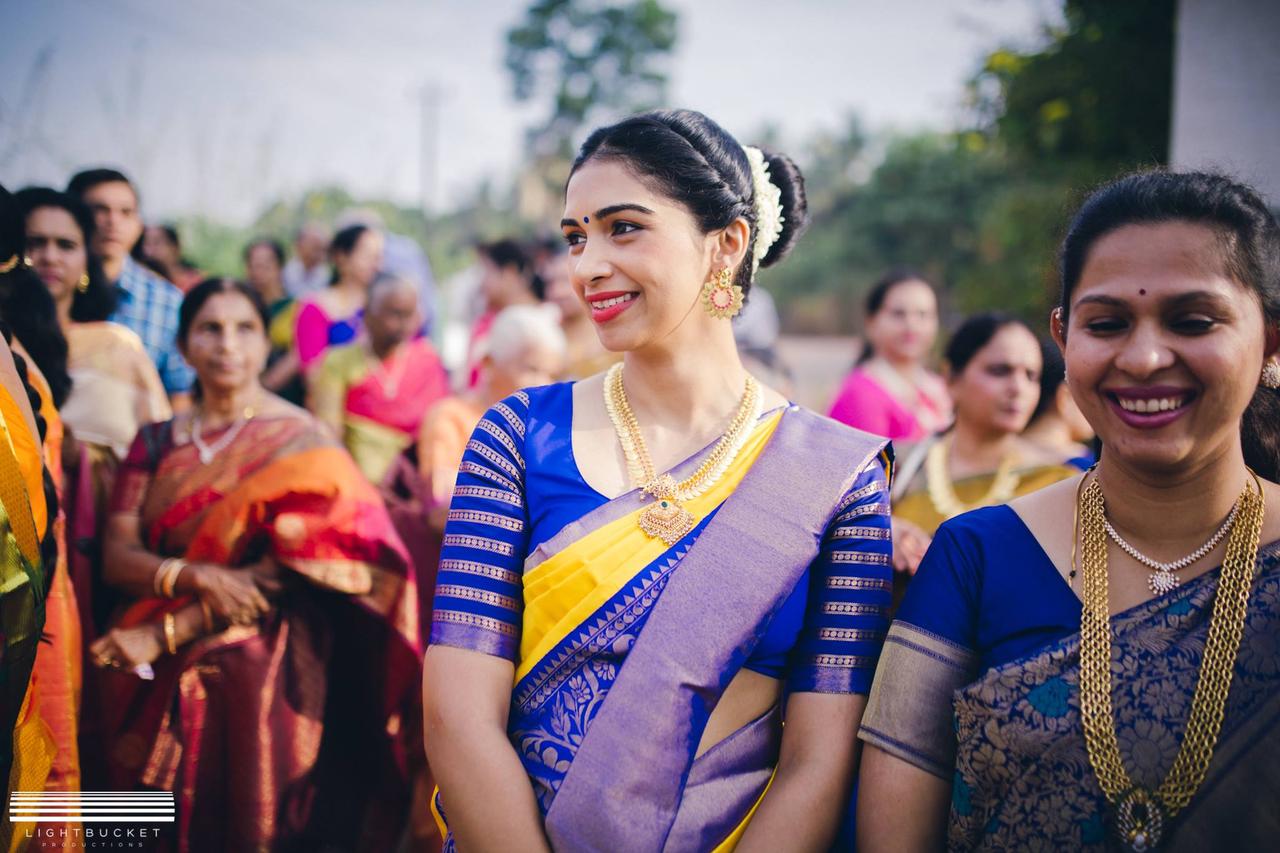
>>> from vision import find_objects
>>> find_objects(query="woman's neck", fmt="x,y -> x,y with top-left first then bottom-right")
1095,440 -> 1249,550
622,325 -> 748,432
368,335 -> 404,361
871,353 -> 921,378
197,383 -> 261,427
949,418 -> 1019,476
333,276 -> 367,296
55,295 -> 73,332
259,279 -> 285,305
491,291 -> 538,314
1022,412 -> 1068,446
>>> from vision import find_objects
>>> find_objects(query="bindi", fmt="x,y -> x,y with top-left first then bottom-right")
583,215 -> 589,223
1138,288 -> 1147,296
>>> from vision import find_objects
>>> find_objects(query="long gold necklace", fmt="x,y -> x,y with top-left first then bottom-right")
924,435 -> 1020,520
1077,472 -> 1264,852
603,362 -> 761,545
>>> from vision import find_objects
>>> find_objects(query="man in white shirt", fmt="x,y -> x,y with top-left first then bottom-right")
281,222 -> 331,298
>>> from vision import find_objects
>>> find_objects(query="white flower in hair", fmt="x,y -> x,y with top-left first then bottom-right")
744,146 -> 785,275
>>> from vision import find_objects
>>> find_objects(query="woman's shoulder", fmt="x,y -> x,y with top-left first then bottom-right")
922,503 -> 1053,578
1014,436 -> 1076,470
836,364 -> 888,397
70,320 -> 147,352
504,381 -> 574,422
296,296 -> 332,322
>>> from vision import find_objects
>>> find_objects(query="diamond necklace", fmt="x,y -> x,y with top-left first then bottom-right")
190,401 -> 258,464
603,362 -> 761,545
1103,495 -> 1241,595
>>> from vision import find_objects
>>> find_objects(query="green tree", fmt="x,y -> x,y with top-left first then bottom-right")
971,0 -> 1175,169
506,0 -> 678,158
766,0 -> 1176,333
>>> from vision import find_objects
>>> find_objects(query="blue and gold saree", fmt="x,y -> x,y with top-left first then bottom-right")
861,505 -> 1280,851
429,382 -> 894,851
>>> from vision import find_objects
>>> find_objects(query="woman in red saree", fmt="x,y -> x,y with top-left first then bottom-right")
90,278 -> 421,851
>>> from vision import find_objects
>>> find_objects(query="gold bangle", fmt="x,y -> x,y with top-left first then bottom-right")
200,599 -> 215,633
153,558 -> 174,597
162,612 -> 178,655
161,559 -> 188,599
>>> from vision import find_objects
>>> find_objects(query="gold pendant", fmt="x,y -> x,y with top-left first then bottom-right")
638,498 -> 696,546
1114,787 -> 1165,852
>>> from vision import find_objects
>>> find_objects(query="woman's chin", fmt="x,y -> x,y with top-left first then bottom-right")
1099,435 -> 1199,474
198,374 -> 255,396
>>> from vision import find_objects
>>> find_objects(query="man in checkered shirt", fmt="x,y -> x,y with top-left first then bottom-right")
68,168 -> 194,406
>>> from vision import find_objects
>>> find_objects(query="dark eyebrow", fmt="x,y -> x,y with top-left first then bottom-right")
1164,289 -> 1230,307
561,203 -> 656,229
1074,290 -> 1228,310
1073,294 -> 1127,309
595,203 -> 654,219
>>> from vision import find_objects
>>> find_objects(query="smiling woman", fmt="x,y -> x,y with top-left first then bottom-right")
423,109 -> 896,852
857,171 -> 1280,852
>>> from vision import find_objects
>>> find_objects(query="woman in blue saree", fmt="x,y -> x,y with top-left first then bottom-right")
422,109 -> 895,852
857,171 -> 1280,851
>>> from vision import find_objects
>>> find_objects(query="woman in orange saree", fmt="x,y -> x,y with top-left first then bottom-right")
90,279 -> 421,851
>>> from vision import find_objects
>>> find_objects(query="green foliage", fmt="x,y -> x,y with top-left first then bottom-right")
972,0 -> 1174,168
506,0 -> 678,156
765,0 -> 1175,332
181,185 -> 531,286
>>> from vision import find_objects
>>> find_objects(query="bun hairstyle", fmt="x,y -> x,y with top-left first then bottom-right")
569,108 -> 809,299
1058,170 -> 1280,481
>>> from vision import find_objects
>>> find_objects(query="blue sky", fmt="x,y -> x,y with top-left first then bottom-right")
3,0 -> 1061,223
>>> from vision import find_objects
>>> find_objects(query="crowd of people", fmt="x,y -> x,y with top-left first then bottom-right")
0,105 -> 1277,852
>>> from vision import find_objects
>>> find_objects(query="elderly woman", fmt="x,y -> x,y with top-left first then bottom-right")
310,274 -> 449,484
90,278 -> 421,851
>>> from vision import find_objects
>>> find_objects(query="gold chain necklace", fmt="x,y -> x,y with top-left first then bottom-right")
924,436 -> 1021,520
1077,472 -> 1264,852
603,362 -> 762,545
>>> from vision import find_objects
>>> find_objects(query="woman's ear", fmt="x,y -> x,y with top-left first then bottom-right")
1049,307 -> 1067,351
1265,320 -> 1280,362
709,217 -> 751,276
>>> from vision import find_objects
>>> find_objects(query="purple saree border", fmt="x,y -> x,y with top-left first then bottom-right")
543,408 -> 887,852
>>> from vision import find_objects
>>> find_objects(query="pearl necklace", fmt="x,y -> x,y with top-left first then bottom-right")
1103,497 -> 1241,595
190,402 -> 257,464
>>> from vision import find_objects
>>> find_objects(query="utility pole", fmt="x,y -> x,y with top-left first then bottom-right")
418,81 -> 444,216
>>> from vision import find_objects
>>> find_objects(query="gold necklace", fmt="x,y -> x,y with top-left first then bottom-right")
1077,472 -> 1264,852
603,362 -> 762,545
924,435 -> 1020,520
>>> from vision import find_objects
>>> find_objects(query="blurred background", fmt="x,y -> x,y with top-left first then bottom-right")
5,0 -> 1277,404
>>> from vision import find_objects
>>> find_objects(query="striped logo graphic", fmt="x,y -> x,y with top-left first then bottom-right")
8,792 -> 175,823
